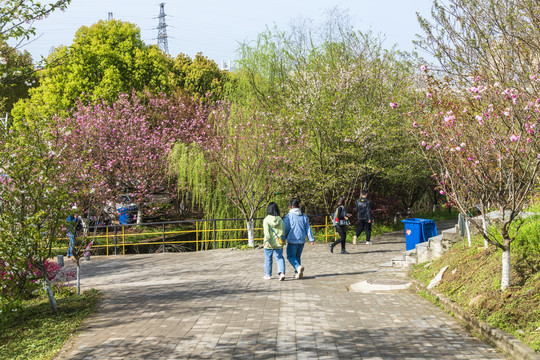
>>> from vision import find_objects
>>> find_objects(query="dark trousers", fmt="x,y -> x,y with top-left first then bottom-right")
356,221 -> 372,242
331,225 -> 347,251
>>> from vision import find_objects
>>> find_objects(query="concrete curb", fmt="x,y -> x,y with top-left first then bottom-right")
410,279 -> 540,360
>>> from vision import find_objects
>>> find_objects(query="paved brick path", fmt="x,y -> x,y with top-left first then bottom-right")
55,221 -> 505,359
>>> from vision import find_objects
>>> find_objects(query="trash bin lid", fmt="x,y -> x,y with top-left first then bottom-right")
402,218 -> 435,223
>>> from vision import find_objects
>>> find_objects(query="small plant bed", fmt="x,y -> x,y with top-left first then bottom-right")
0,288 -> 101,360
411,232 -> 540,352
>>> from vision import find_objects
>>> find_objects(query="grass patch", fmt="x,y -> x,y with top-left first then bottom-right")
417,289 -> 440,306
0,288 -> 101,360
411,227 -> 540,352
413,208 -> 460,222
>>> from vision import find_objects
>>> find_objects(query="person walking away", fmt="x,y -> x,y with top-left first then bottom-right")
353,190 -> 372,245
329,196 -> 352,254
263,202 -> 286,281
283,199 -> 315,279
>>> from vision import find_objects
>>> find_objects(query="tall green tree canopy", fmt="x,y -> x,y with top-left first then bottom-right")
173,53 -> 229,101
0,0 -> 69,117
0,41 -> 37,116
12,19 -> 176,122
234,11 -> 427,213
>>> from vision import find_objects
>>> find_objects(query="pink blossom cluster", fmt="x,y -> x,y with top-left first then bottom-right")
57,92 -> 212,209
198,103 -> 303,204
411,75 -> 540,213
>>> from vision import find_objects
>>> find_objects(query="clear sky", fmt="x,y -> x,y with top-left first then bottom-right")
17,0 -> 435,66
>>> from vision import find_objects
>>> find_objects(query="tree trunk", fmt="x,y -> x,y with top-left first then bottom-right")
76,263 -> 81,295
501,244 -> 510,290
466,219 -> 471,247
44,278 -> 58,313
80,217 -> 90,238
482,216 -> 488,248
137,205 -> 143,224
246,218 -> 255,247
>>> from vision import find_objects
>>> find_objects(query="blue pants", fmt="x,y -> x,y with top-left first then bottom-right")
286,243 -> 305,273
67,232 -> 75,257
264,248 -> 285,277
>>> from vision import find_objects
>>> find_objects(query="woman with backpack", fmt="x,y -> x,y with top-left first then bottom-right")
262,202 -> 286,281
329,195 -> 352,254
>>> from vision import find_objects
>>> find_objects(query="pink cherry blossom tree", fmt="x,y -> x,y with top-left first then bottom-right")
171,102 -> 303,247
412,72 -> 540,290
59,91 -> 210,224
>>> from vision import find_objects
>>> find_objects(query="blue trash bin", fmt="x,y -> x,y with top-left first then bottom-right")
402,218 -> 438,251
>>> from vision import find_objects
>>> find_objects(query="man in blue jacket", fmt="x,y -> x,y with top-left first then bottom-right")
283,199 -> 315,279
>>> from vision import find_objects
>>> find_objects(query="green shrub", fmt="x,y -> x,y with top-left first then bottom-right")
512,217 -> 540,282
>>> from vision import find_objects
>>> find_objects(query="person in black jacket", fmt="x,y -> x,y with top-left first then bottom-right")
329,196 -> 352,254
353,190 -> 372,245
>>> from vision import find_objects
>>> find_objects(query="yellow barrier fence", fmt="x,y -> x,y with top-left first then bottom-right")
53,215 -> 338,256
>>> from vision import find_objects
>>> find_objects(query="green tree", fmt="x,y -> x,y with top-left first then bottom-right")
0,41 -> 37,116
0,0 -> 71,44
12,19 -> 176,122
0,121 -> 74,312
235,11 -> 425,214
0,0 -> 69,119
173,52 -> 229,101
171,103 -> 301,247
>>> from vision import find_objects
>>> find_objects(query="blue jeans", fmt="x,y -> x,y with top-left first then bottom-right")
67,232 -> 75,257
264,248 -> 285,276
286,243 -> 305,273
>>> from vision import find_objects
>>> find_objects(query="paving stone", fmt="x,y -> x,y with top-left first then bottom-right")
54,219 -> 506,359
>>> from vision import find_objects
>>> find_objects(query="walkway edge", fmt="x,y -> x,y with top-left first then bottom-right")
410,279 -> 540,360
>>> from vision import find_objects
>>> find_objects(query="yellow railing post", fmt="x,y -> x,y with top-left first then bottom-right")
213,220 -> 217,249
325,216 -> 328,242
106,226 -> 109,256
204,221 -> 208,250
122,226 -> 125,255
196,221 -> 199,252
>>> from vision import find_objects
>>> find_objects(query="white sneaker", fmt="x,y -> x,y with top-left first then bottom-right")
297,265 -> 304,279
263,275 -> 271,280
366,241 -> 371,245
279,273 -> 285,281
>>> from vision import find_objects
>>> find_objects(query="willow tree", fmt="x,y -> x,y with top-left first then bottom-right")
170,103 -> 301,247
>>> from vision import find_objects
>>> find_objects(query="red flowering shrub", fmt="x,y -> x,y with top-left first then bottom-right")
0,259 -> 75,302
